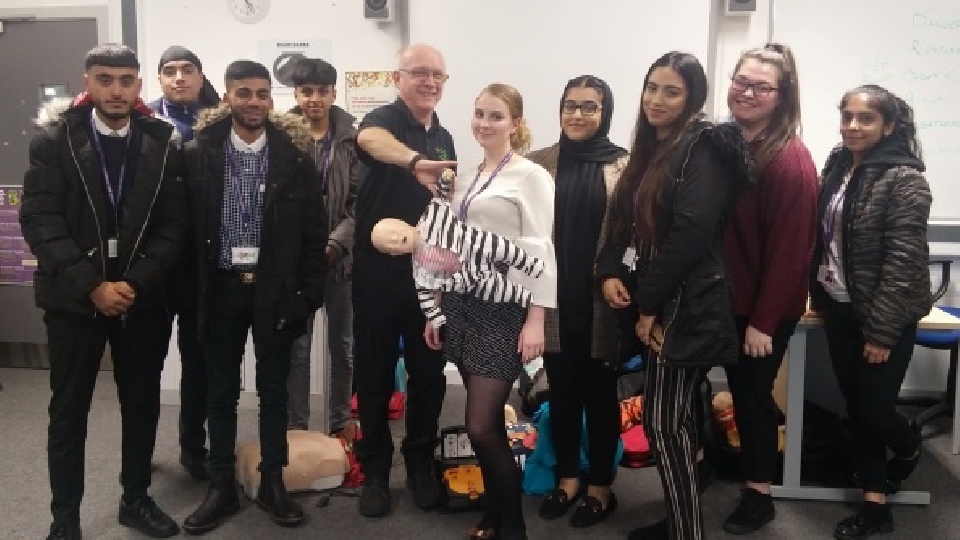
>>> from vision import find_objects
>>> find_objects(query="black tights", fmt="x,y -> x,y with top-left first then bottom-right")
464,374 -> 526,539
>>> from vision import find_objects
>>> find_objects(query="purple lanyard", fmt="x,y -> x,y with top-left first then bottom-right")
317,135 -> 333,182
88,115 -> 132,216
226,140 -> 268,226
458,151 -> 514,220
823,187 -> 845,247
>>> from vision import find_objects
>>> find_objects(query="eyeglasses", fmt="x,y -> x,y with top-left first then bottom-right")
561,101 -> 601,116
398,68 -> 449,82
730,76 -> 777,97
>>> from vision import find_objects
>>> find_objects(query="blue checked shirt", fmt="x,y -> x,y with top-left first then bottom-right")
219,138 -> 269,269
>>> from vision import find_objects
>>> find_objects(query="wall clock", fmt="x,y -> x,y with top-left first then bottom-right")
227,0 -> 272,24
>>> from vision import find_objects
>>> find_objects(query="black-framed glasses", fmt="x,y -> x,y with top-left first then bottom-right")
561,100 -> 601,116
730,76 -> 777,97
398,68 -> 449,82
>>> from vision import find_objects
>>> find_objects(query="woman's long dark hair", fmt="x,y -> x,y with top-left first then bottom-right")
840,84 -> 922,160
612,52 -> 709,243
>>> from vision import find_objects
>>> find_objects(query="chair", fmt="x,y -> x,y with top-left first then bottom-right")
909,260 -> 959,431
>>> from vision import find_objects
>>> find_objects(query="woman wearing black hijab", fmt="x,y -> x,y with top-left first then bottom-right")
527,75 -> 629,529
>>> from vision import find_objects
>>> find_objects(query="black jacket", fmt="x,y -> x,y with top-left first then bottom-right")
598,121 -> 753,367
183,105 -> 328,341
20,99 -> 186,316
811,139 -> 932,347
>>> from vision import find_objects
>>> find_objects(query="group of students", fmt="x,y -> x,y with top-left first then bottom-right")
19,37 -> 931,540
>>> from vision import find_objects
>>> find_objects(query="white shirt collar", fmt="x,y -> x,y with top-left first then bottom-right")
91,109 -> 130,137
230,128 -> 267,153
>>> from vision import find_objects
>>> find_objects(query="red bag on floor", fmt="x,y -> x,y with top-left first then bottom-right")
338,424 -> 365,488
349,391 -> 406,420
620,424 -> 655,468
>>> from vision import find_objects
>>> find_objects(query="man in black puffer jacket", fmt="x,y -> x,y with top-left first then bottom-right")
20,44 -> 186,540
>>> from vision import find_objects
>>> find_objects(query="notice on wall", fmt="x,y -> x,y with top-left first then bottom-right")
259,39 -> 334,94
0,186 -> 37,285
344,71 -> 397,121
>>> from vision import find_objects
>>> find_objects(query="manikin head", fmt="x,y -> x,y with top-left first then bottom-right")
371,218 -> 421,255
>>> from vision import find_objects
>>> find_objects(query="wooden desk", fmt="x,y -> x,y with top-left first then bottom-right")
771,307 -> 960,506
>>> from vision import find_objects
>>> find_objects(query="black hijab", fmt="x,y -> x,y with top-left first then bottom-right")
557,76 -> 627,163
554,76 -> 627,342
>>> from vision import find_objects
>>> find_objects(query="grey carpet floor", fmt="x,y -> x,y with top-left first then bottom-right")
1,367 -> 958,539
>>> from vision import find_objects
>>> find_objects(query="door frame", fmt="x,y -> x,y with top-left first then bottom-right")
0,6 -> 110,43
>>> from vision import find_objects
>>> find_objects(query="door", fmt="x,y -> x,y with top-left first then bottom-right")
0,17 -> 98,367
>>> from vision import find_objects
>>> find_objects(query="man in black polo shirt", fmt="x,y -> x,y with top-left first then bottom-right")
353,43 -> 457,518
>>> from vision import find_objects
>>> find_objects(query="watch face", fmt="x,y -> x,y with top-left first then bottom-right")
227,0 -> 271,24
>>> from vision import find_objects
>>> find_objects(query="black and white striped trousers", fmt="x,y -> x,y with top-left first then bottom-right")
643,355 -> 708,540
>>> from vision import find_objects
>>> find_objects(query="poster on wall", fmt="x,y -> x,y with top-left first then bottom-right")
259,39 -> 334,95
0,186 -> 37,285
344,71 -> 397,121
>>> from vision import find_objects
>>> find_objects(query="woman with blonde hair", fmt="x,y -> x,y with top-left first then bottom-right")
425,83 -> 556,540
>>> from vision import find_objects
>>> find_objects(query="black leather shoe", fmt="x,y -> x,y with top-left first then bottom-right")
833,503 -> 893,539
358,475 -> 392,517
627,518 -> 669,540
183,475 -> 241,534
255,469 -> 305,527
47,521 -> 81,540
118,495 -> 179,538
407,463 -> 441,511
722,488 -> 775,535
570,492 -> 617,528
538,488 -> 580,519
180,449 -> 210,481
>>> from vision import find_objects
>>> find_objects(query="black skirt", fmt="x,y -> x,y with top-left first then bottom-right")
441,292 -> 526,382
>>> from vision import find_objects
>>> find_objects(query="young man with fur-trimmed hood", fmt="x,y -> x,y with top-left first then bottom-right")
285,57 -> 357,437
179,60 -> 328,533
21,43 -> 185,540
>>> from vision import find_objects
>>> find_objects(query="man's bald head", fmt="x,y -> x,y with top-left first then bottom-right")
392,43 -> 448,121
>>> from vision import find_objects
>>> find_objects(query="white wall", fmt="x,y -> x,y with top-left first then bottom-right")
136,0 -> 403,112
12,0 -> 955,399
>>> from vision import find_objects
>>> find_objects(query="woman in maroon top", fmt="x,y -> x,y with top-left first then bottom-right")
720,43 -> 819,535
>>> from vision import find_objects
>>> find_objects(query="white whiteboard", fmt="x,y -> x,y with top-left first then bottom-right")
409,0 -> 713,170
774,0 -> 960,220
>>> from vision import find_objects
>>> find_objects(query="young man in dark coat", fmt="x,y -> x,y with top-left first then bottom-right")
20,43 -> 186,540
180,60 -> 328,533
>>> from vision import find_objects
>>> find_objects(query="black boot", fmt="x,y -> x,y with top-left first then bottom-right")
182,474 -> 241,534
46,521 -> 81,540
255,469 -> 305,527
358,474 -> 392,517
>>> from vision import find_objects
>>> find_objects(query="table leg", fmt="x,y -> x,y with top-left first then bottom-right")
780,330 -> 806,488
953,357 -> 960,455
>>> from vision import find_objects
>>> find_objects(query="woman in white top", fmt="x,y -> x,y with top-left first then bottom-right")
425,83 -> 557,540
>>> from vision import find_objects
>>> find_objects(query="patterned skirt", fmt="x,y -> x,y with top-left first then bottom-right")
441,292 -> 526,382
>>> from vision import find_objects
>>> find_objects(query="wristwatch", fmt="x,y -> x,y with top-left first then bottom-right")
408,153 -> 427,173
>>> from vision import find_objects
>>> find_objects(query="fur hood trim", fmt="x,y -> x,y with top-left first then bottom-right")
194,103 -> 311,152
682,120 -> 756,195
34,97 -> 75,128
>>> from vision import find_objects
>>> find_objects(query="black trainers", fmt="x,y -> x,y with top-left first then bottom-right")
833,502 -> 893,539
46,521 -> 81,540
358,475 -> 392,517
118,495 -> 179,538
722,488 -> 775,535
407,463 -> 441,511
